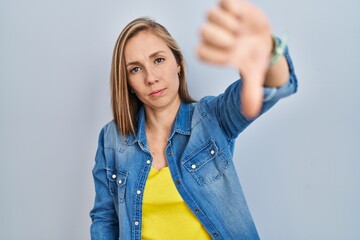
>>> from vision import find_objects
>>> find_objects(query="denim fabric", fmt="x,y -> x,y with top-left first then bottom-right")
90,48 -> 297,240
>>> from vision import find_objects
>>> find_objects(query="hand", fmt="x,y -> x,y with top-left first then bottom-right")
197,0 -> 273,118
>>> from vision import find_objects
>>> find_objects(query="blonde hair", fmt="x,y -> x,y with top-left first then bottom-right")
110,17 -> 195,136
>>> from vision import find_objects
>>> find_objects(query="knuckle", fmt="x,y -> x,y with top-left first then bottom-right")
199,25 -> 207,39
207,7 -> 218,20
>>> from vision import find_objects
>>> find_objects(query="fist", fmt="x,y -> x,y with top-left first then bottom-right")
197,0 -> 273,118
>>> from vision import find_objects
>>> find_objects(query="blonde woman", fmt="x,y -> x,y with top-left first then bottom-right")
90,0 -> 297,239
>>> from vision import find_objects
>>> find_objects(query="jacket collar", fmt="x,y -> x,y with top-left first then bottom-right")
125,101 -> 192,146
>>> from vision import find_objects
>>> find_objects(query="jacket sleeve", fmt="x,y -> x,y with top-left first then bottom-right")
209,45 -> 298,139
89,127 -> 119,240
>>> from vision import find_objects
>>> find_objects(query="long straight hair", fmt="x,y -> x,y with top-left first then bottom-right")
110,17 -> 195,136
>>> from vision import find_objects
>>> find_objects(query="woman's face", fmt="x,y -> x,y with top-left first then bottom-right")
125,31 -> 181,112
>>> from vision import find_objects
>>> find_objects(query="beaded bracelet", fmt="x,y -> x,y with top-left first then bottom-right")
269,34 -> 288,66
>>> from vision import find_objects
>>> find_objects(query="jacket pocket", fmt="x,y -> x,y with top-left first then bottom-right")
106,168 -> 128,202
182,140 -> 229,186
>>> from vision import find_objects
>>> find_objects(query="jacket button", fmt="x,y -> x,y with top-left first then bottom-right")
118,179 -> 122,184
195,208 -> 200,213
168,152 -> 172,156
214,232 -> 219,237
112,174 -> 117,179
134,221 -> 139,226
176,180 -> 181,185
191,164 -> 197,169
210,150 -> 215,155
146,160 -> 151,164
136,190 -> 142,195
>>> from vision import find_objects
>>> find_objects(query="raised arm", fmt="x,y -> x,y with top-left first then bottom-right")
197,0 -> 290,118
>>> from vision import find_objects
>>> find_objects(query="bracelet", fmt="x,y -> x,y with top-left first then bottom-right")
269,34 -> 288,66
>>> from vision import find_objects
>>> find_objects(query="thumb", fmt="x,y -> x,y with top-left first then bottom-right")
241,70 -> 265,118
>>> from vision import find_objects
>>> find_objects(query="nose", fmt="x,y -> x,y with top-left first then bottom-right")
145,68 -> 158,85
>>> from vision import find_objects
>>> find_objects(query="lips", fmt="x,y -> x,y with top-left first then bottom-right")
149,88 -> 165,96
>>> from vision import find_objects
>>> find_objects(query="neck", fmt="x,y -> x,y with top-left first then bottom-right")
144,97 -> 181,134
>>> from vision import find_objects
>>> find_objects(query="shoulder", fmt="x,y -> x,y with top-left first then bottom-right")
189,96 -> 218,131
98,121 -> 131,150
99,121 -> 117,140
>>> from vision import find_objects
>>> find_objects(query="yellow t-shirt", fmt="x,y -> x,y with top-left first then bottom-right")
142,167 -> 212,240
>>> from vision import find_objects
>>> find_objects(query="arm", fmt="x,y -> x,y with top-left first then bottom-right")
210,45 -> 297,139
197,0 -> 293,118
264,54 -> 289,88
89,128 -> 119,240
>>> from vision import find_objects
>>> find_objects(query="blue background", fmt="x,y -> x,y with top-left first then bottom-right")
1,0 -> 359,239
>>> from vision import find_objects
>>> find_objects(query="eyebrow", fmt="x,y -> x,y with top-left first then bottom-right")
126,50 -> 166,67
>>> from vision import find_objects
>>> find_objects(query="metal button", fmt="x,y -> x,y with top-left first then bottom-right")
214,232 -> 219,237
168,152 -> 172,156
195,208 -> 200,213
176,180 -> 181,185
118,179 -> 122,184
136,190 -> 141,195
191,164 -> 197,169
146,160 -> 151,164
210,149 -> 215,155
112,174 -> 117,179
134,221 -> 139,226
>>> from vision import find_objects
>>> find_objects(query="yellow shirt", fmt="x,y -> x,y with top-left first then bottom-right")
142,167 -> 212,240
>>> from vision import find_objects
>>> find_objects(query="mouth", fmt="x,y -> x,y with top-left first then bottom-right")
149,88 -> 166,96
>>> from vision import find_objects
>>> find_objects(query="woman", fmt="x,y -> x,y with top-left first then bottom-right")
90,0 -> 297,239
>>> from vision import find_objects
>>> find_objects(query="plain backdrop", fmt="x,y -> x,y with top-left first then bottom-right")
1,0 -> 359,239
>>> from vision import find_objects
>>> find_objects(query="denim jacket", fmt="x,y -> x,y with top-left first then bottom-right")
90,49 -> 297,240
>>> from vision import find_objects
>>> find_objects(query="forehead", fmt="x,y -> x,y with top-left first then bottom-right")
124,31 -> 171,61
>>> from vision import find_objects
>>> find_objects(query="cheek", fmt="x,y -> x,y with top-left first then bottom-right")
127,79 -> 134,90
127,75 -> 142,90
168,65 -> 180,79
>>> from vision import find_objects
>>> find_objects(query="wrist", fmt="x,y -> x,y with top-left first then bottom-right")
269,35 -> 288,66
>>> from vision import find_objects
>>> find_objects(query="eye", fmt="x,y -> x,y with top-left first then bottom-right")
154,57 -> 165,64
129,66 -> 141,74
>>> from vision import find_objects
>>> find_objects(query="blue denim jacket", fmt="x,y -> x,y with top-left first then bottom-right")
90,49 -> 297,240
